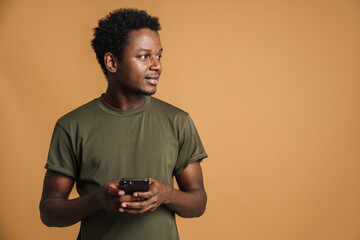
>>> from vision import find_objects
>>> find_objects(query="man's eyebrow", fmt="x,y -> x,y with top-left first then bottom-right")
138,48 -> 163,52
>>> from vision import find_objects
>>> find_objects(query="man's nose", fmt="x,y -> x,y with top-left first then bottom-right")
149,56 -> 161,71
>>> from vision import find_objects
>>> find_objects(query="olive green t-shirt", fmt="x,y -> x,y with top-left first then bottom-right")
45,95 -> 207,240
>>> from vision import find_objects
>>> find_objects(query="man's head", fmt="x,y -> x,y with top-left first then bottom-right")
91,9 -> 161,76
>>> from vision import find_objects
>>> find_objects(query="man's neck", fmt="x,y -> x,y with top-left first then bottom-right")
103,87 -> 147,110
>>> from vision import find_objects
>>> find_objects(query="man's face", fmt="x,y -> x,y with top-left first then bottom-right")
115,28 -> 163,96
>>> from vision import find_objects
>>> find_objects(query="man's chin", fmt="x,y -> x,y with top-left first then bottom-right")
139,89 -> 156,96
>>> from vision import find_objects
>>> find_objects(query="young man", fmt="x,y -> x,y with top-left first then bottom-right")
40,9 -> 207,240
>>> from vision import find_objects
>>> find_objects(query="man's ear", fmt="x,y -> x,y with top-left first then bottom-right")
104,52 -> 118,73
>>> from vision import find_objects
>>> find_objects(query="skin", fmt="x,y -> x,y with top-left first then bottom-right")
103,28 -> 163,110
39,28 -> 207,227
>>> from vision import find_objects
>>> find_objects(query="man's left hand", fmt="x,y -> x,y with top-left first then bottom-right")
119,178 -> 170,214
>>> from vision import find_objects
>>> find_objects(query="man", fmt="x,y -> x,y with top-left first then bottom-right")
40,8 -> 207,240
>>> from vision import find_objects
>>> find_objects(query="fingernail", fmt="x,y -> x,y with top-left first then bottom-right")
133,193 -> 138,197
119,208 -> 124,212
122,203 -> 126,208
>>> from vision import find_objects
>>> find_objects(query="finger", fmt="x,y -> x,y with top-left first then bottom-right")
122,204 -> 154,215
135,191 -> 154,199
121,199 -> 154,210
122,200 -> 158,215
104,187 -> 122,197
121,201 -> 142,210
119,194 -> 141,202
148,177 -> 155,184
136,183 -> 160,199
103,182 -> 124,196
110,180 -> 120,188
122,208 -> 147,215
106,195 -> 141,206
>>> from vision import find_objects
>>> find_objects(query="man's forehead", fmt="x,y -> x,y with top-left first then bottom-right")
127,28 -> 162,49
139,48 -> 163,52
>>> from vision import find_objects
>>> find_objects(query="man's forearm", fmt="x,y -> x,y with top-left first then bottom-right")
40,190 -> 101,227
163,186 -> 207,218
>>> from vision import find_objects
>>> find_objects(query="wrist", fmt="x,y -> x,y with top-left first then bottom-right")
93,188 -> 104,211
163,184 -> 172,205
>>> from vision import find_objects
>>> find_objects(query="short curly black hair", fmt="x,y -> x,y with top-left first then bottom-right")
91,8 -> 161,75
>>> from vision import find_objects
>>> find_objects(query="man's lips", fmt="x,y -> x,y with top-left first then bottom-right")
145,76 -> 159,85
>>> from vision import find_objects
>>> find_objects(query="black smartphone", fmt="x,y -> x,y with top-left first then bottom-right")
118,178 -> 149,194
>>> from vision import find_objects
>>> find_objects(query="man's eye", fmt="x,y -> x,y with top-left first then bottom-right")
156,55 -> 162,60
140,55 -> 149,59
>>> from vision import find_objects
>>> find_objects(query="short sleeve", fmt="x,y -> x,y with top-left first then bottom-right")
45,122 -> 79,179
173,114 -> 208,176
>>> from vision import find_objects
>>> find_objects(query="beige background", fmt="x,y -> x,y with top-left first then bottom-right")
0,0 -> 359,239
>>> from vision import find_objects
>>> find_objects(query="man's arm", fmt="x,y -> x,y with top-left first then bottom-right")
120,161 -> 207,218
39,170 -> 137,227
165,160 -> 207,217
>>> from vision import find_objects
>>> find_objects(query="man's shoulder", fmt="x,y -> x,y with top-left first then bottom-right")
57,97 -> 99,128
150,97 -> 189,117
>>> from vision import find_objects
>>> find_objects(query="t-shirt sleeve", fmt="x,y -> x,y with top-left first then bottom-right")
173,114 -> 208,176
45,122 -> 78,179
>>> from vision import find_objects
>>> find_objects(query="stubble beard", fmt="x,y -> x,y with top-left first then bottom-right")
138,88 -> 157,96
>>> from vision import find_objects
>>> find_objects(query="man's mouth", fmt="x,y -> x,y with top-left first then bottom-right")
145,76 -> 159,85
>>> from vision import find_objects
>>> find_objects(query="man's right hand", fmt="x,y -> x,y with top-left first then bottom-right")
95,180 -> 142,213
40,170 -> 143,227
